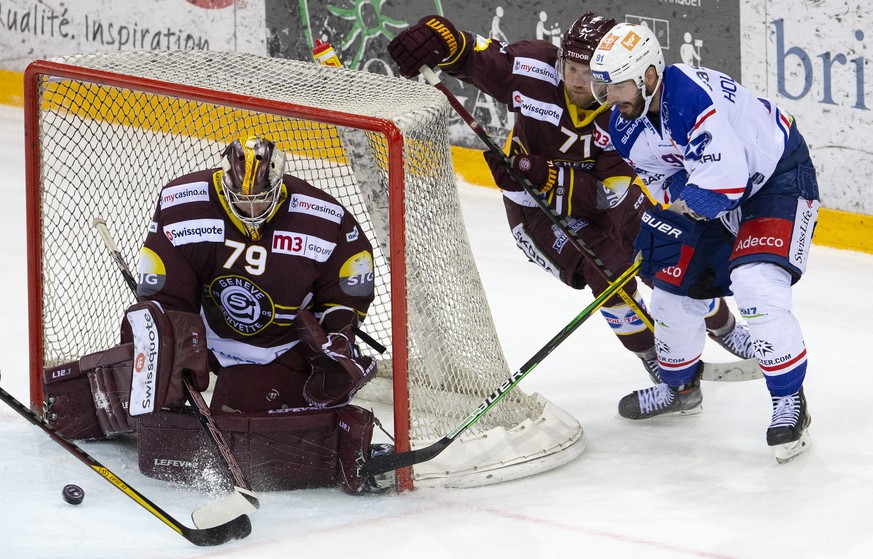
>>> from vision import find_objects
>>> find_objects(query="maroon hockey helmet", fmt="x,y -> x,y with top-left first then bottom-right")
221,136 -> 286,230
559,12 -> 617,64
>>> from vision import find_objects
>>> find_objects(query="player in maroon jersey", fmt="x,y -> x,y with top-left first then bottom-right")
388,13 -> 755,383
133,136 -> 384,493
40,136 -> 387,493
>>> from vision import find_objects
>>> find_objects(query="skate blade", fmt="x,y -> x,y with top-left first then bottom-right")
774,430 -> 811,464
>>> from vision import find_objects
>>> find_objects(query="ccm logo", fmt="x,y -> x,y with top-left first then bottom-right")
642,213 -> 682,238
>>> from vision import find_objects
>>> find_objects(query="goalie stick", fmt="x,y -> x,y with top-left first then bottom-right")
0,374 -> 250,546
92,218 -> 258,529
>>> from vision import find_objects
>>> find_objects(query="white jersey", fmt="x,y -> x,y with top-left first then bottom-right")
610,64 -> 795,219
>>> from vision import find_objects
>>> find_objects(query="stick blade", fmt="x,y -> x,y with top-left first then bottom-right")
183,513 -> 251,546
360,438 -> 451,476
191,487 -> 259,529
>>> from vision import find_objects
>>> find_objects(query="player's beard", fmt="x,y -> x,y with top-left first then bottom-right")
564,83 -> 596,110
617,89 -> 647,121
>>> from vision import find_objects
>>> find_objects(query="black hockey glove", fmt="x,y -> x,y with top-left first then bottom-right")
483,151 -> 557,192
388,15 -> 463,78
634,207 -> 703,281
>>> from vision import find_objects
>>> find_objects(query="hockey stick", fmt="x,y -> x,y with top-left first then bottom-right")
418,66 -> 653,331
361,261 -> 640,477
92,218 -> 258,529
0,375 -> 250,546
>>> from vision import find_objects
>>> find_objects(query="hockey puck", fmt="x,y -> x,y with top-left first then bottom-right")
62,484 -> 84,505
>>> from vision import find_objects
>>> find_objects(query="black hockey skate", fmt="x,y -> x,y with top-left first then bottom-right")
618,366 -> 703,420
766,388 -> 811,464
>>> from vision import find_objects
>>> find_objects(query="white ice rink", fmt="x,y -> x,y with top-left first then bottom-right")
2,104 -> 872,558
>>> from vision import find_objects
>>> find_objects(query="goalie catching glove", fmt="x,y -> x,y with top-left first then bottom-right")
294,309 -> 377,409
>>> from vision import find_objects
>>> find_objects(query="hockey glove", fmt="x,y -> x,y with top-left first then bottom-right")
483,151 -> 557,193
295,310 -> 377,409
634,207 -> 703,281
388,16 -> 463,78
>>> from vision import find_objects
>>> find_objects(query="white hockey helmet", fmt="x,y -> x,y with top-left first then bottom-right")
589,22 -> 665,111
221,136 -> 286,230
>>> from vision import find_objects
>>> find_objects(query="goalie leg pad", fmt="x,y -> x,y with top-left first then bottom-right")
41,361 -> 104,440
336,405 -> 375,495
41,344 -> 136,439
138,407 -> 344,491
83,343 -> 136,436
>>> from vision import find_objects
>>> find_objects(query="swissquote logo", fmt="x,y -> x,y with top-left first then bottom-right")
128,307 -> 160,416
163,219 -> 224,246
160,181 -> 209,209
511,91 -> 563,126
289,194 -> 344,223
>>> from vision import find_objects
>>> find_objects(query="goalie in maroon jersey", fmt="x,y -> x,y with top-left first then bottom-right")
42,136 -> 387,494
388,12 -> 755,384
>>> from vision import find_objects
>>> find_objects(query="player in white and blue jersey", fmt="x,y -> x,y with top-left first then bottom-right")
589,23 -> 818,463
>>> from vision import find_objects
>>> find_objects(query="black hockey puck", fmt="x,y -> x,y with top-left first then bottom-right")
62,484 -> 84,505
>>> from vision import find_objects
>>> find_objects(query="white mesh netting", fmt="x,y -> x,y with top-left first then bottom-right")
28,51 -> 583,486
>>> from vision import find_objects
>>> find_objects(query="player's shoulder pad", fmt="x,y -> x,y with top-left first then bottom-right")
661,65 -> 717,145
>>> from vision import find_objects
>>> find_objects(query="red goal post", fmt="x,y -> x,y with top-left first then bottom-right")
24,51 -> 584,491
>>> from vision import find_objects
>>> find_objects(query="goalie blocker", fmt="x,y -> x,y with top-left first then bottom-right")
41,302 -> 382,495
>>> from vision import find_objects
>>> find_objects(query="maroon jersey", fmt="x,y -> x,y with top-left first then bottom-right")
442,34 -> 651,296
135,168 -> 375,368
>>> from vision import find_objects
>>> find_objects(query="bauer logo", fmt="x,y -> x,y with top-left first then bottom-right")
128,307 -> 160,416
511,91 -> 562,126
289,194 -> 344,224
160,181 -> 209,209
163,219 -> 224,246
272,230 -> 336,262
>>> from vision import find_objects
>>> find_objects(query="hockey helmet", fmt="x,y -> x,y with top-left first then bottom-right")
559,12 -> 617,65
221,136 -> 286,229
589,22 -> 665,112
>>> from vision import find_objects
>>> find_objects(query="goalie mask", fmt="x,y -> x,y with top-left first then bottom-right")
221,136 -> 287,230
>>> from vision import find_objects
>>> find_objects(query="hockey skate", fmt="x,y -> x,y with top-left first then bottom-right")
618,367 -> 703,419
634,348 -> 661,384
766,388 -> 811,464
709,321 -> 756,360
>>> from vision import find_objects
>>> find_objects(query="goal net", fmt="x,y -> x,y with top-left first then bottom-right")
24,51 -> 584,490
